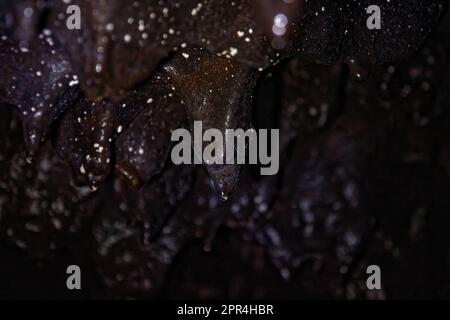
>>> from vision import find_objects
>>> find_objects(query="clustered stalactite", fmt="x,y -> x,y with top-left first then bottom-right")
1,0 -> 450,299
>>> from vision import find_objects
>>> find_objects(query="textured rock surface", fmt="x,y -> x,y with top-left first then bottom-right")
1,1 -> 450,299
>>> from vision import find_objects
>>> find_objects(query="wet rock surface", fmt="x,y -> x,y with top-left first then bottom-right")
1,1 -> 450,299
